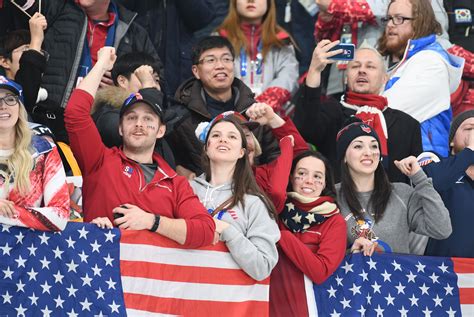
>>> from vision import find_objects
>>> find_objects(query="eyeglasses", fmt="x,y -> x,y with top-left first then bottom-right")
0,95 -> 19,106
198,55 -> 234,66
381,15 -> 414,25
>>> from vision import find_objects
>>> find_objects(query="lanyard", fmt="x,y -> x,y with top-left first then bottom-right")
240,40 -> 263,77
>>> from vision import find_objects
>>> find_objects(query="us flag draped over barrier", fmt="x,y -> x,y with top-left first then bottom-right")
0,222 -> 270,316
1,222 -> 474,316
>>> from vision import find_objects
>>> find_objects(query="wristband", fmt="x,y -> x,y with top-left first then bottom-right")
150,214 -> 161,232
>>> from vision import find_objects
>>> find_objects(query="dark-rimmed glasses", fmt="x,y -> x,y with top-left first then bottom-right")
0,95 -> 19,106
381,15 -> 414,25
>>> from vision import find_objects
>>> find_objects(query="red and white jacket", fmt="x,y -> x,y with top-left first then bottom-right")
0,137 -> 70,231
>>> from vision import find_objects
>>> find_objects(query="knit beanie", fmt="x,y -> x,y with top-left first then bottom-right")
336,121 -> 381,163
449,110 -> 474,144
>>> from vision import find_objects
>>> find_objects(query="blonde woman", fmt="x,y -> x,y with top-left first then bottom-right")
0,76 -> 69,231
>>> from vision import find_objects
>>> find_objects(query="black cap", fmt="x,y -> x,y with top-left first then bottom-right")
120,88 -> 164,122
336,121 -> 381,162
449,110 -> 474,144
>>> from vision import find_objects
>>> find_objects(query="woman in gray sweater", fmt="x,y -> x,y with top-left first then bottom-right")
190,113 -> 280,281
335,121 -> 452,255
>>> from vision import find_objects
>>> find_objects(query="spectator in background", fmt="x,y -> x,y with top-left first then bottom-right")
293,43 -> 422,183
117,0 -> 215,95
5,0 -> 158,143
0,13 -> 48,113
0,76 -> 69,231
335,121 -> 452,255
379,0 -> 464,157
275,0 -> 318,75
216,0 -> 299,114
424,110 -> 474,258
64,47 -> 215,247
191,115 -> 280,281
170,36 -> 280,178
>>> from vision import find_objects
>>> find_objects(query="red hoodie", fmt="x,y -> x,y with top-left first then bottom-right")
64,89 -> 215,248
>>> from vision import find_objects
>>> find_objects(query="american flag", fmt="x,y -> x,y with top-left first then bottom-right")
0,222 -> 270,316
310,252 -> 474,316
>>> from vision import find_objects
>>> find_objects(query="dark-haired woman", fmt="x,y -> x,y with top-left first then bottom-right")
190,115 -> 280,281
269,150 -> 347,316
336,122 -> 452,255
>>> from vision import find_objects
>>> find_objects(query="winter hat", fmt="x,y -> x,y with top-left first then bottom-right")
336,119 -> 381,163
449,110 -> 474,144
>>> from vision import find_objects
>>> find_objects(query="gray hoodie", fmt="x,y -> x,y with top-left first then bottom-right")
337,169 -> 452,254
191,174 -> 280,281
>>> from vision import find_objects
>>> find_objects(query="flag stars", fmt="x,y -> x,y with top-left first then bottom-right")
15,255 -> 27,268
41,306 -> 53,317
27,243 -> 37,256
78,250 -> 89,263
40,256 -> 51,269
16,280 -> 25,292
444,283 -> 454,296
286,202 -> 295,211
67,308 -> 79,317
335,275 -> 343,286
349,283 -> 361,296
81,273 -> 93,287
432,294 -> 443,307
96,287 -> 105,300
398,306 -> 409,317
340,297 -> 351,309
2,291 -> 12,304
367,257 -> 377,270
292,212 -> 302,223
0,243 -> 12,255
67,284 -> 78,297
374,305 -> 384,317
359,270 -> 368,281
54,295 -> 65,308
2,266 -> 14,279
327,285 -> 337,298
53,270 -> 64,284
77,226 -> 89,239
438,262 -> 449,273
38,232 -> 49,245
66,259 -> 79,273
371,281 -> 381,294
1,224 -> 10,232
446,307 -> 456,317
28,292 -> 39,305
422,307 -> 432,317
357,305 -> 366,316
106,277 -> 117,290
80,298 -> 93,311
92,264 -> 103,276
15,231 -> 25,244
109,300 -> 121,313
409,294 -> 419,307
385,293 -> 395,306
65,236 -> 76,249
392,260 -> 402,271
52,246 -> 64,259
342,261 -> 353,274
429,272 -> 440,284
419,283 -> 430,295
104,230 -> 116,243
104,253 -> 114,266
406,271 -> 417,283
26,268 -> 38,281
15,304 -> 27,317
91,240 -> 102,253
40,281 -> 52,294
330,309 -> 341,317
366,294 -> 372,305
395,282 -> 406,294
415,261 -> 426,273
381,270 -> 391,282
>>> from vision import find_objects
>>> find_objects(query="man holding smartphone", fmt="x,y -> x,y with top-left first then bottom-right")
64,46 -> 216,248
293,40 -> 422,183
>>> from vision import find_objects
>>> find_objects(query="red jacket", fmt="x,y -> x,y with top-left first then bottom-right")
64,89 -> 215,248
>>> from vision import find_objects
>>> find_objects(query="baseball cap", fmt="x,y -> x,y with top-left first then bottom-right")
0,75 -> 24,103
120,88 -> 164,122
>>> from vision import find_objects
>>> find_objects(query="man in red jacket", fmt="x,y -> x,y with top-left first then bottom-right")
64,46 -> 215,248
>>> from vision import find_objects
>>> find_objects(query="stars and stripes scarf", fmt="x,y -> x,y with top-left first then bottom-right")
280,192 -> 339,233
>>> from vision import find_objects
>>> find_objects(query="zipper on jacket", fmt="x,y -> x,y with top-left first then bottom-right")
250,25 -> 255,86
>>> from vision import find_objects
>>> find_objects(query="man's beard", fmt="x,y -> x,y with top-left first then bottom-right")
385,32 -> 413,60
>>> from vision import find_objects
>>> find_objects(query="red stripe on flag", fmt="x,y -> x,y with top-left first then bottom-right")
121,260 -> 269,286
453,258 -> 474,273
120,230 -> 229,252
459,288 -> 474,304
124,293 -> 269,317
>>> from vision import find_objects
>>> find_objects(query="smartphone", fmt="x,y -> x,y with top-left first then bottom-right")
328,43 -> 355,61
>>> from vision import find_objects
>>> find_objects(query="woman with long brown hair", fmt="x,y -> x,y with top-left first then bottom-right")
216,0 -> 299,113
0,76 -> 69,231
190,113 -> 280,281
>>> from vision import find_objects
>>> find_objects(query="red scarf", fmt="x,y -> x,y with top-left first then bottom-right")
344,91 -> 389,156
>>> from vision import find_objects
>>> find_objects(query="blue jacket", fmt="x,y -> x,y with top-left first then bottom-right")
424,148 -> 474,257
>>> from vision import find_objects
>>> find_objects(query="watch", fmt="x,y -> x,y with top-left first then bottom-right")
150,214 -> 161,232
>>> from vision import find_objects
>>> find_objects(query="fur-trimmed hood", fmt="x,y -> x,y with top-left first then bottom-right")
90,86 -> 130,114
